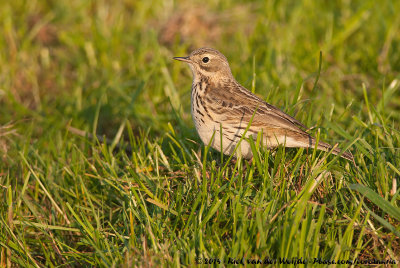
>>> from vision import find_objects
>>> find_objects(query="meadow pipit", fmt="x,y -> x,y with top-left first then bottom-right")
174,48 -> 353,161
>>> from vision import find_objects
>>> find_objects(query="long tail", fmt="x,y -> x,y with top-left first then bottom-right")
313,140 -> 354,161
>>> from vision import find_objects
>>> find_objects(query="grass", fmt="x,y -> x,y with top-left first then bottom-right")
1,0 -> 400,266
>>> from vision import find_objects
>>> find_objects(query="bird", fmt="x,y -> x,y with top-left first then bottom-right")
173,47 -> 353,161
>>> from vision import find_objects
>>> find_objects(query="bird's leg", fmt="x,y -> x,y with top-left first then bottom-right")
247,157 -> 254,166
240,157 -> 253,173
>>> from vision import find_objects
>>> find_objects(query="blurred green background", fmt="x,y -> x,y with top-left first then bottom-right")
1,0 -> 399,266
1,0 -> 399,137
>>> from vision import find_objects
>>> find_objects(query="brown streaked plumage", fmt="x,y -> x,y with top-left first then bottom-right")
174,47 -> 353,161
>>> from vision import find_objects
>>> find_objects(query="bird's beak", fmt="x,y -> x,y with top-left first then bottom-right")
173,56 -> 191,63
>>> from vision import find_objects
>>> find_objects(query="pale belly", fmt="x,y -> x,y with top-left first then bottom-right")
192,110 -> 254,159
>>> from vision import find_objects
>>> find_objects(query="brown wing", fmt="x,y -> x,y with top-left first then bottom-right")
205,82 -> 308,134
203,82 -> 353,161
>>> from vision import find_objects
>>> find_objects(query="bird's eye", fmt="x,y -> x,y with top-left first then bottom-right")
202,57 -> 209,63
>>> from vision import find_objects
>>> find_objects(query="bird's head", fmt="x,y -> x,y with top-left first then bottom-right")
174,47 -> 233,81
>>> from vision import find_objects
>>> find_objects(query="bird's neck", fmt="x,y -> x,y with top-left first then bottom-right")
192,75 -> 211,96
192,74 -> 239,98
193,72 -> 235,86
